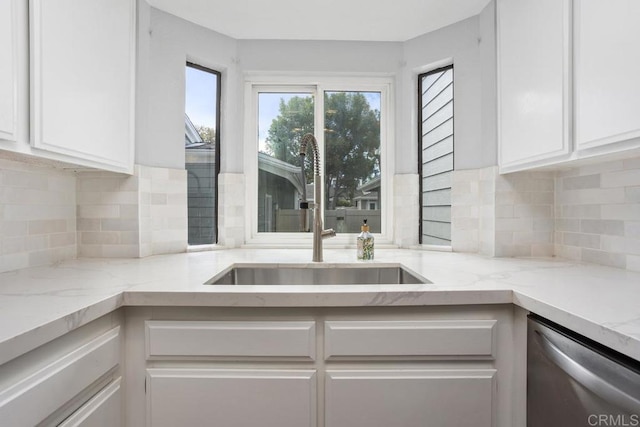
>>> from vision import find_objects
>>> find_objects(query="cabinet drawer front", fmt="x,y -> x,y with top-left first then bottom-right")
326,369 -> 495,427
324,320 -> 496,359
0,327 -> 120,427
146,321 -> 316,359
147,369 -> 316,427
58,378 -> 122,427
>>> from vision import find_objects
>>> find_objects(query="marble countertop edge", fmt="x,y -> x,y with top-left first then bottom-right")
1,249 -> 639,365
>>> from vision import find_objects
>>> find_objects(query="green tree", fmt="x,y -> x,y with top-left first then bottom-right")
324,92 -> 380,209
264,97 -> 314,164
265,93 -> 380,209
196,125 -> 216,145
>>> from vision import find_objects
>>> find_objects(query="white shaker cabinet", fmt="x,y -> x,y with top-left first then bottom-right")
497,0 -> 571,173
30,0 -> 135,173
0,0 -> 27,144
146,369 -> 317,427
574,0 -> 640,152
128,307 -> 525,427
325,370 -> 495,427
0,314 -> 123,427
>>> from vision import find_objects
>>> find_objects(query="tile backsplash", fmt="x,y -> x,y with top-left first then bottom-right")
555,157 -> 640,272
452,166 -> 555,258
77,165 -> 187,258
0,158 -> 187,273
1,154 -> 639,273
452,155 -> 639,271
0,158 -> 77,272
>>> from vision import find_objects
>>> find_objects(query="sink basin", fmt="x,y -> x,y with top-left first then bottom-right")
206,263 -> 430,285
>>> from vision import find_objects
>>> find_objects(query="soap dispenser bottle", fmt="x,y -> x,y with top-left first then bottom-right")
357,219 -> 374,260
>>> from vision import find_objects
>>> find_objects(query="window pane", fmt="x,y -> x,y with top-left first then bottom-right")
258,92 -> 314,232
324,91 -> 381,233
185,63 -> 219,245
419,66 -> 453,245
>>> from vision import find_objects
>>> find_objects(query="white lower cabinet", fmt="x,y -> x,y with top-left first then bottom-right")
0,313 -> 123,427
127,306 -> 525,427
58,378 -> 123,427
146,369 -> 316,427
325,369 -> 495,427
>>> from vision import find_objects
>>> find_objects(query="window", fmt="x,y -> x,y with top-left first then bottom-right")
257,91 -> 314,232
247,78 -> 391,243
419,65 -> 454,246
185,63 -> 221,245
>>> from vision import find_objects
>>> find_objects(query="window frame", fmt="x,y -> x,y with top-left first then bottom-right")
185,61 -> 222,245
418,64 -> 454,248
243,74 -> 394,247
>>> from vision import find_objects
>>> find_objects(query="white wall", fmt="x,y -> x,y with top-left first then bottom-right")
135,7 -> 240,172
238,40 -> 402,74
137,4 -> 496,175
401,8 -> 496,173
479,0 -> 497,168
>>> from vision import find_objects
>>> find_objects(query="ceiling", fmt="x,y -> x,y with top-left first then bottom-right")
147,0 -> 491,42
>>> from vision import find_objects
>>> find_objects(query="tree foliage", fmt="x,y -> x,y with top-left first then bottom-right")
264,93 -> 380,209
264,97 -> 314,164
196,125 -> 216,145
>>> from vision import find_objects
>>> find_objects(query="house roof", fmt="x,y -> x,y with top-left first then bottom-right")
357,176 -> 381,193
258,152 -> 305,194
184,114 -> 204,147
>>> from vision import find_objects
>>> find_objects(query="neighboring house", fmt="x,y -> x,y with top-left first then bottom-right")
354,176 -> 380,210
187,109 -> 306,234
185,114 -> 216,244
257,152 -> 305,232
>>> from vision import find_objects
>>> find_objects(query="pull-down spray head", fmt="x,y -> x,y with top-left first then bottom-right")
298,133 -> 335,262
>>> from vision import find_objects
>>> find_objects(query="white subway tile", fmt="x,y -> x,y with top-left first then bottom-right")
49,232 -> 76,248
601,204 -> 640,221
1,221 -> 28,237
581,248 -> 626,269
601,169 -> 640,188
626,187 -> 640,203
627,255 -> 640,272
626,222 -> 640,239
623,157 -> 640,170
29,219 -> 68,235
78,205 -> 120,219
80,231 -> 120,245
563,232 -> 600,249
601,236 -> 640,256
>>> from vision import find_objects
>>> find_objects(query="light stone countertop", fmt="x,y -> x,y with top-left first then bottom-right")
0,248 -> 639,365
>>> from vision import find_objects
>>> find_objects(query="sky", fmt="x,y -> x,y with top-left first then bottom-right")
185,66 -> 218,129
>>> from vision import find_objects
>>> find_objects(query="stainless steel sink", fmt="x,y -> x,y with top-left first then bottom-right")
206,263 -> 430,285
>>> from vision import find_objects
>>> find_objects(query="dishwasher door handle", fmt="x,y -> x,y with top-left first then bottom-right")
535,330 -> 640,414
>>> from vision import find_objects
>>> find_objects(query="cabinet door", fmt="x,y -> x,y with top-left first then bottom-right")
0,0 -> 19,141
497,0 -> 571,172
30,0 -> 135,173
574,0 -> 640,151
147,369 -> 317,427
58,378 -> 122,427
325,369 -> 495,427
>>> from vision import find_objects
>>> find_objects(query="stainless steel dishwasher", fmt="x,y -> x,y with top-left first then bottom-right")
528,314 -> 640,427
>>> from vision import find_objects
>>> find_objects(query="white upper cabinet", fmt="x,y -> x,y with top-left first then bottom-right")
574,0 -> 640,152
0,0 -> 16,141
0,0 -> 24,143
30,0 -> 135,173
497,0 -> 571,173
498,0 -> 640,173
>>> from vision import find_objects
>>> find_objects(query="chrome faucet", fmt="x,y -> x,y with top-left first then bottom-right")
299,133 -> 336,262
